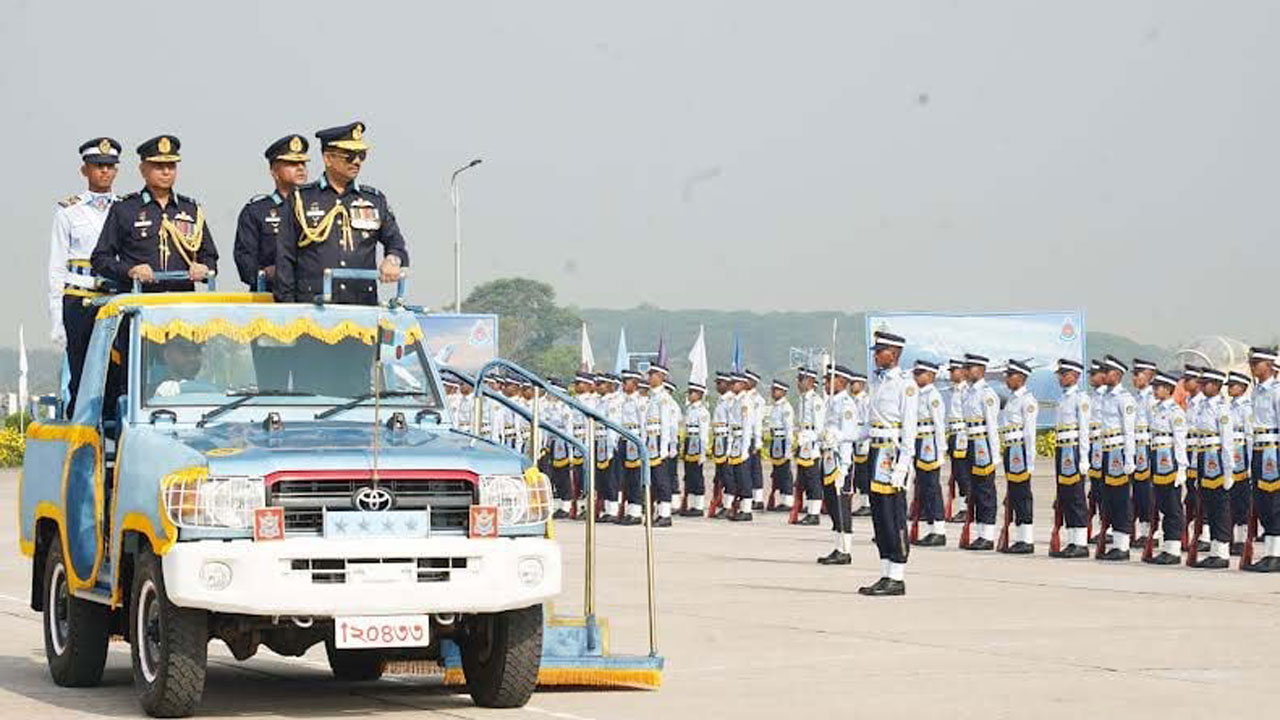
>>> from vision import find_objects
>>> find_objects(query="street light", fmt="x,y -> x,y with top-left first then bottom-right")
450,158 -> 483,313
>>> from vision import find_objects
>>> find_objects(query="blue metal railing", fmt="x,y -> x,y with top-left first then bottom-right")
131,270 -> 217,294
317,268 -> 408,307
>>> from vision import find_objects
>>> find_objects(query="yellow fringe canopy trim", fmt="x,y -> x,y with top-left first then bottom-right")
140,316 -> 425,347
97,293 -> 274,320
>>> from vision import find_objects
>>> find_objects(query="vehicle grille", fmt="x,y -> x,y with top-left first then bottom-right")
268,478 -> 475,536
286,557 -> 471,584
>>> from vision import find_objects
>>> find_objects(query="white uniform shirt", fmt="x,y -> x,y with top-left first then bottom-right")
1054,385 -> 1092,464
766,396 -> 795,460
48,191 -> 116,344
796,389 -> 826,461
683,399 -> 711,461
917,382 -> 947,464
866,366 -> 918,466
998,385 -> 1039,475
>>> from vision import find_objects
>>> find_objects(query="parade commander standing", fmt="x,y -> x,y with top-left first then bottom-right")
273,121 -> 407,304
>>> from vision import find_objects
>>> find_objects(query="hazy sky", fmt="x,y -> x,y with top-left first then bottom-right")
4,1 -> 1278,350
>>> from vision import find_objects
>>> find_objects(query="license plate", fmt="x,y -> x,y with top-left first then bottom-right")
334,615 -> 431,649
322,510 -> 431,539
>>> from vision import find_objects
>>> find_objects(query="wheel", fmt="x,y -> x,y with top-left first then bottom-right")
42,536 -> 110,687
130,547 -> 208,718
460,605 -> 542,708
324,639 -> 385,681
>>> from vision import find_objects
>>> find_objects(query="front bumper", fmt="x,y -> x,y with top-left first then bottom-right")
161,535 -> 561,616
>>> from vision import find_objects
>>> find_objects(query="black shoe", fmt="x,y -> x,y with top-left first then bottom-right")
730,512 -> 753,522
712,508 -> 726,519
1006,542 -> 1034,555
965,538 -> 994,551
618,515 -> 642,526
1145,551 -> 1181,565
1194,556 -> 1228,569
596,514 -> 617,524
1050,544 -> 1086,558
679,507 -> 703,517
1230,542 -> 1244,557
852,506 -> 872,518
858,578 -> 905,596
798,514 -> 820,526
817,550 -> 851,565
913,533 -> 946,547
948,510 -> 968,523
552,509 -> 570,520
1244,556 -> 1280,573
1099,548 -> 1131,562
654,516 -> 673,528
1195,540 -> 1210,553
753,501 -> 765,511
772,504 -> 792,513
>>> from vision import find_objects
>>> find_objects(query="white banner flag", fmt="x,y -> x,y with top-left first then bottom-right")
580,322 -> 595,372
687,324 -> 708,387
18,324 -> 29,417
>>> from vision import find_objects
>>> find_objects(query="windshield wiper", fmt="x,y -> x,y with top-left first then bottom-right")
314,391 -> 430,420
197,390 -> 317,428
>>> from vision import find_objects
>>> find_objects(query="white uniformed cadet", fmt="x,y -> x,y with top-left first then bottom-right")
710,372 -> 734,517
1226,371 -> 1253,554
1131,359 -> 1159,543
1050,359 -> 1093,559
945,359 -> 970,522
1189,368 -> 1235,568
910,360 -> 948,546
1097,355 -> 1139,561
544,378 -> 576,519
1245,347 -> 1280,572
849,374 -> 873,517
1085,360 -> 1109,539
962,354 -> 1002,550
643,365 -> 678,526
728,373 -> 757,521
443,378 -> 462,421
662,378 -> 682,503
743,370 -> 768,509
794,367 -> 826,524
681,382 -> 712,516
817,365 -> 860,565
592,374 -> 624,523
50,137 -> 121,412
765,379 -> 796,511
998,359 -> 1039,554
1144,371 -> 1188,565
618,369 -> 646,525
858,331 -> 917,596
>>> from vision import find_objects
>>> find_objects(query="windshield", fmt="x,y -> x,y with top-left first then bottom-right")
137,307 -> 442,410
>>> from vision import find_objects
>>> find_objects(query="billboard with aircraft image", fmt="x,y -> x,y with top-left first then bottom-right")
414,313 -> 499,373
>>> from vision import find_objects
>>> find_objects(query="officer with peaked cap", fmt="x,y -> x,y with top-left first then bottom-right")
1131,359 -> 1159,543
961,353 -> 1001,550
1050,359 -> 1092,558
681,381 -> 712,516
1096,355 -> 1140,561
709,371 -> 734,516
1085,360 -> 1109,540
910,359 -> 948,546
1144,371 -> 1188,564
766,378 -> 796,511
818,364 -> 860,564
51,136 -> 121,413
742,370 -> 767,509
92,134 -> 219,293
1245,347 -> 1280,571
234,134 -> 310,292
1225,370 -> 1253,554
998,359 -> 1039,553
274,121 -> 408,304
794,367 -> 826,524
1189,367 -> 1234,568
944,358 -> 971,522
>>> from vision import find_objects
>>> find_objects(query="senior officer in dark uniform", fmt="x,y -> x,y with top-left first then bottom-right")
91,135 -> 219,292
273,121 -> 407,304
233,134 -> 310,291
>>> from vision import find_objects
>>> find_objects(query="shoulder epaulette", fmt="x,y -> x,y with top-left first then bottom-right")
176,192 -> 199,205
247,193 -> 269,204
297,181 -> 320,190
358,184 -> 383,197
57,194 -> 82,208
119,191 -> 141,201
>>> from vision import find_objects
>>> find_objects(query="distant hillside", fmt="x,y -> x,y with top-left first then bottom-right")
576,307 -> 1173,387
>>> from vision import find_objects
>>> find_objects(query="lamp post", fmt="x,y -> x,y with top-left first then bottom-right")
450,158 -> 483,313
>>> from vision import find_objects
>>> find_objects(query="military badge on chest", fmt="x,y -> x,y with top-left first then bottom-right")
265,208 -> 281,234
173,211 -> 196,237
134,211 -> 151,238
349,197 -> 381,237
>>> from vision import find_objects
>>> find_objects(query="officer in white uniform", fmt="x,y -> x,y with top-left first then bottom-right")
594,374 -> 624,523
945,359 -> 970,522
998,359 -> 1039,554
50,137 -> 121,412
681,381 -> 712,516
1245,347 -> 1280,572
1226,371 -> 1253,554
962,354 -> 1002,550
709,372 -> 733,517
1145,371 -> 1188,565
1098,355 -> 1139,561
766,379 -> 796,510
743,370 -> 767,509
728,373 -> 757,521
642,365 -> 678,526
1049,359 -> 1092,559
858,331 -> 917,596
1086,361 -> 1109,537
818,365 -> 860,565
849,373 -> 873,517
662,378 -> 682,503
1131,359 -> 1158,543
1189,368 -> 1235,568
794,367 -> 826,525
910,360 -> 948,546
618,369 -> 646,525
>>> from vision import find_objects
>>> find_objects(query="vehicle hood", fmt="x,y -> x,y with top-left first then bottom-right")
169,422 -> 527,477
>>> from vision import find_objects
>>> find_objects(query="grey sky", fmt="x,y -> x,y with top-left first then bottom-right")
4,1 -> 1278,350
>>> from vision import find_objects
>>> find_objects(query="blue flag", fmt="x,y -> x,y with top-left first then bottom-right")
614,327 -> 629,375
731,332 -> 743,373
656,333 -> 668,368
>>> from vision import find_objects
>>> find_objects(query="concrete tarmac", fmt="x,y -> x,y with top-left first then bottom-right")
2,467 -> 1276,719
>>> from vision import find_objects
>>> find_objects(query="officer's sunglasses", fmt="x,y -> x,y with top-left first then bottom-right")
328,150 -> 367,163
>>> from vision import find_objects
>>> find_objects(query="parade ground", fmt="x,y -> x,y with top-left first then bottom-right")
1,467 -> 1276,719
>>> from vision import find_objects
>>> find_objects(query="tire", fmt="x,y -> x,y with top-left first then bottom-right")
324,639 -> 386,681
130,547 -> 208,718
460,605 -> 543,708
42,537 -> 110,687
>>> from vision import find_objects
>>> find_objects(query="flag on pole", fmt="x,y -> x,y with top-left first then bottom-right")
687,325 -> 708,387
731,332 -> 743,373
580,322 -> 595,372
18,324 -> 29,418
613,327 -> 629,375
656,333 -> 668,368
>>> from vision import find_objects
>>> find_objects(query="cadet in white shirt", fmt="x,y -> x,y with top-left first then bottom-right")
1096,355 -> 1139,561
618,369 -> 647,525
910,360 -> 948,547
727,373 -> 757,521
1085,361 -> 1109,541
1226,371 -> 1253,554
662,379 -> 682,502
998,359 -> 1039,554
961,354 -> 1002,551
765,379 -> 796,511
1131,359 -> 1159,543
849,374 -> 873,517
594,374 -> 624,523
643,365 -> 679,526
817,365 -> 861,565
743,370 -> 768,509
1049,359 -> 1092,559
945,359 -> 970,522
1245,347 -> 1280,572
858,331 -> 917,596
793,367 -> 826,525
1144,371 -> 1188,565
681,382 -> 712,516
50,137 -> 121,412
1188,368 -> 1234,568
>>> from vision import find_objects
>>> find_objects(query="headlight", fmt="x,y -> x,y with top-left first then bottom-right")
478,469 -> 552,529
163,469 -> 266,529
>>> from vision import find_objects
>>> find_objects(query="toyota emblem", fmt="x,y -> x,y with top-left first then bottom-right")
352,486 -> 395,512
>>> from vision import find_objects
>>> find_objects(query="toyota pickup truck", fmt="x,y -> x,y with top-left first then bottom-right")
18,289 -> 559,717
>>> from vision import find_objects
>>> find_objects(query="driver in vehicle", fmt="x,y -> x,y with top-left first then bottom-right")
150,338 -> 216,398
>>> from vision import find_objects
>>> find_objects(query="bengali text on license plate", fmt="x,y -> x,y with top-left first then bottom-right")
334,615 -> 431,649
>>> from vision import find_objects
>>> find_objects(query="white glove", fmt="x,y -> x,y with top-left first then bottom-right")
1224,472 -> 1235,492
154,380 -> 182,398
890,462 -> 909,489
1175,467 -> 1186,488
821,429 -> 837,448
798,430 -> 816,447
51,324 -> 67,350
1124,462 -> 1136,476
